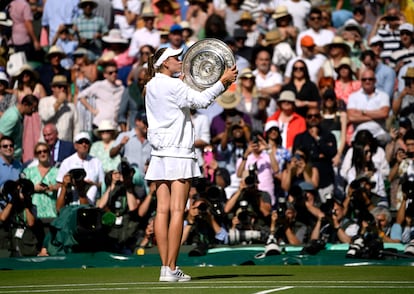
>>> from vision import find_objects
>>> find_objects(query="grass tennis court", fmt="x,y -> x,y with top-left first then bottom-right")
1,265 -> 414,294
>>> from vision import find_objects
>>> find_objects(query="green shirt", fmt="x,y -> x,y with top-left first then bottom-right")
0,106 -> 23,160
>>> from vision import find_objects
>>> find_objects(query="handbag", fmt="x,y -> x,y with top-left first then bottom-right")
6,51 -> 27,77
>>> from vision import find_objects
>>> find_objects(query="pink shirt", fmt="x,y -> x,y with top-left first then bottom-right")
9,0 -> 33,45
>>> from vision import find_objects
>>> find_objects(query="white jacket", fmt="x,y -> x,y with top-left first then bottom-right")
145,73 -> 224,158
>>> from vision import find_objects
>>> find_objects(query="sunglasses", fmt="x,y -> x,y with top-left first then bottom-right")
76,139 -> 91,145
306,114 -> 321,119
1,144 -> 14,149
361,77 -> 375,82
310,16 -> 321,20
400,31 -> 413,36
107,70 -> 118,75
35,149 -> 49,155
293,66 -> 305,72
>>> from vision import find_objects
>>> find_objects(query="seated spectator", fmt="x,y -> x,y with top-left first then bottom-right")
317,36 -> 350,82
22,143 -> 59,219
271,6 -> 298,48
0,136 -> 22,188
261,29 -> 296,74
393,67 -> 414,128
41,123 -> 76,167
371,206 -> 401,243
52,25 -> 79,70
334,57 -> 361,105
395,192 -> 414,244
90,120 -> 121,173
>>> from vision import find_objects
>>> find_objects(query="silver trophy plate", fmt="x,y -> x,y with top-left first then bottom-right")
182,38 -> 235,91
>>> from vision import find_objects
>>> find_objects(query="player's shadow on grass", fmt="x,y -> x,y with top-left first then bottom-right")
195,274 -> 293,280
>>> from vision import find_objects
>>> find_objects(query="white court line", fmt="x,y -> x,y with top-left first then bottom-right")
1,280 -> 414,289
253,286 -> 294,294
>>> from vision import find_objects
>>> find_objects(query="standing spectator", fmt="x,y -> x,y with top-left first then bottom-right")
393,67 -> 414,127
293,107 -> 337,201
12,65 -> 46,163
295,7 -> 334,56
0,136 -> 22,188
90,120 -> 121,172
360,50 -> 395,101
36,45 -> 71,96
284,35 -> 326,84
223,0 -> 243,40
8,0 -> 41,61
56,132 -> 105,205
22,142 -> 59,219
0,72 -> 13,117
280,0 -> 311,33
282,60 -> 320,118
73,0 -> 108,58
112,0 -> 141,40
38,75 -> 79,142
42,123 -> 76,167
110,112 -> 151,175
41,0 -> 80,46
266,90 -> 306,152
128,6 -> 160,58
77,61 -> 124,130
347,68 -> 391,145
389,23 -> 414,72
0,94 -> 38,161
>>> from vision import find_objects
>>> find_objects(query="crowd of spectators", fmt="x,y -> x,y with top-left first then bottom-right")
0,0 -> 414,258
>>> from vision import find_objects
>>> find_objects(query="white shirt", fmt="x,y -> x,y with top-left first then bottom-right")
296,28 -> 335,56
56,153 -> 105,204
128,27 -> 161,57
38,96 -> 79,142
280,0 -> 311,32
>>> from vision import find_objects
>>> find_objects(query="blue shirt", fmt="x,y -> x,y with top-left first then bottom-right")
0,156 -> 22,188
375,62 -> 396,100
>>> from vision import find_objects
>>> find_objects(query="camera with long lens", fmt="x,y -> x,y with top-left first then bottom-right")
68,168 -> 87,182
205,185 -> 225,221
119,160 -> 135,179
228,228 -> 263,245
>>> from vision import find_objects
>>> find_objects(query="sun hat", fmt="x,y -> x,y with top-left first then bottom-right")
239,68 -> 254,79
0,72 -> 9,87
140,5 -> 156,18
78,0 -> 98,8
180,21 -> 193,35
264,120 -> 279,132
102,29 -> 129,44
278,90 -> 296,103
403,67 -> 414,79
13,64 -> 37,78
342,18 -> 366,37
50,75 -> 68,87
216,91 -> 241,109
300,35 -> 315,47
334,57 -> 355,73
46,45 -> 66,58
235,11 -> 256,26
325,36 -> 350,55
272,6 -> 290,20
261,29 -> 283,46
74,132 -> 91,143
399,23 -> 414,33
93,120 -> 117,137
369,35 -> 383,46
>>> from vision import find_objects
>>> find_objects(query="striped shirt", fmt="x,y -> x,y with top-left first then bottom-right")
389,46 -> 414,69
377,27 -> 401,64
73,14 -> 108,40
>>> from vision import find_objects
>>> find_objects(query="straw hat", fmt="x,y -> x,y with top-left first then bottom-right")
180,21 -> 194,35
13,64 -> 37,78
403,67 -> 414,79
141,5 -> 156,18
325,36 -> 350,54
261,29 -> 283,46
50,75 -> 68,87
155,0 -> 180,11
102,29 -> 129,44
236,11 -> 256,26
335,57 -> 354,72
239,68 -> 254,79
272,6 -> 290,20
93,120 -> 118,137
216,91 -> 241,109
46,45 -> 66,58
78,0 -> 98,8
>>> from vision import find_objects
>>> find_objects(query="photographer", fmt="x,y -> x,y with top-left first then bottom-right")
393,68 -> 414,128
0,179 -> 43,256
97,161 -> 141,254
56,168 -> 91,213
182,194 -> 229,254
225,174 -> 272,245
389,129 -> 414,209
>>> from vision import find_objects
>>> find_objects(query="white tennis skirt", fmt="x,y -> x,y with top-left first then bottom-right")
145,156 -> 201,181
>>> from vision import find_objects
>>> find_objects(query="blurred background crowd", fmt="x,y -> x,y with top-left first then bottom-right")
0,0 -> 414,258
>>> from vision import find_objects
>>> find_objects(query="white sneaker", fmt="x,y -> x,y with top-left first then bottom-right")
159,266 -> 168,282
160,266 -> 191,282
